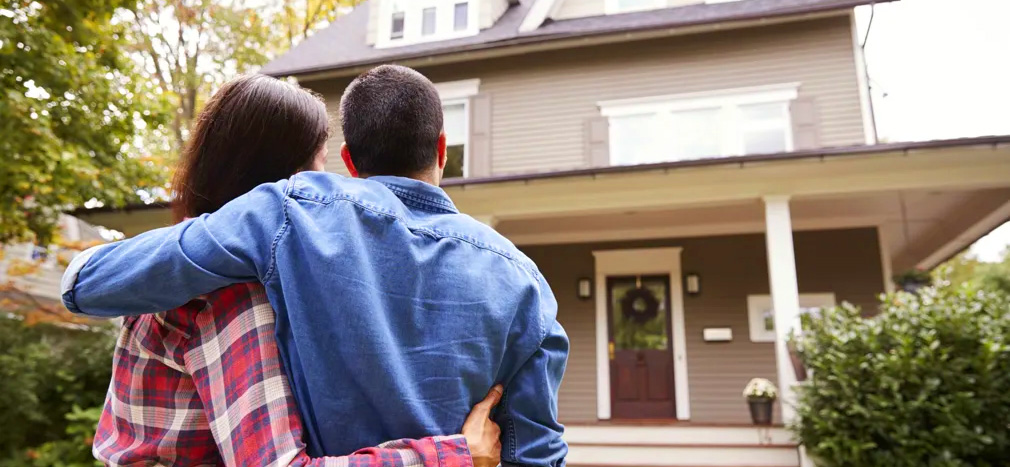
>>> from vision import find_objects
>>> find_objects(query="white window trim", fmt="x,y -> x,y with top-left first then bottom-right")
592,248 -> 690,421
598,83 -> 801,117
604,0 -> 665,15
434,78 -> 481,101
376,0 -> 480,49
747,293 -> 836,343
436,79 -> 479,179
599,83 -> 800,164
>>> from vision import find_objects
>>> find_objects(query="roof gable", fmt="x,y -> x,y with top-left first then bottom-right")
262,0 -> 892,78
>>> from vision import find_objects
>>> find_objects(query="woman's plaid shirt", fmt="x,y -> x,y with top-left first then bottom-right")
93,283 -> 473,467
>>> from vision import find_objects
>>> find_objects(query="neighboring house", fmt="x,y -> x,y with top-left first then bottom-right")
1,216 -> 105,306
74,0 -> 1010,465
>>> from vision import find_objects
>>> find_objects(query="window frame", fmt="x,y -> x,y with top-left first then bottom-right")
747,293 -> 836,343
604,0 -> 665,15
599,83 -> 800,165
433,79 -> 480,179
376,0 -> 480,48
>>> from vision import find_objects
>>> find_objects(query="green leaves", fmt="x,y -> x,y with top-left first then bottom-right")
1,0 -> 172,245
792,285 -> 1010,466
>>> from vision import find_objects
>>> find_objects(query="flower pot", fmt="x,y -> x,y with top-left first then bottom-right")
747,397 -> 775,426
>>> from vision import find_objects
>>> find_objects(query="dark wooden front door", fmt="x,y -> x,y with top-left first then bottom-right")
607,275 -> 675,419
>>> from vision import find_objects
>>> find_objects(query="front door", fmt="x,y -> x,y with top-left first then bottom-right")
607,275 -> 675,419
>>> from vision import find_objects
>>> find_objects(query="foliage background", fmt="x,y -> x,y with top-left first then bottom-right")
0,317 -> 114,465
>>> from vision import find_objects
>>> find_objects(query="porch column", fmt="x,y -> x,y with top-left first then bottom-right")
763,195 -> 801,424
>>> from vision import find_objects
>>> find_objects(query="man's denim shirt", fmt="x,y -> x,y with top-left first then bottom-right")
62,173 -> 569,466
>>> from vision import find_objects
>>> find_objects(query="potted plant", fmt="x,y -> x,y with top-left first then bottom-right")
894,268 -> 932,293
743,378 -> 778,426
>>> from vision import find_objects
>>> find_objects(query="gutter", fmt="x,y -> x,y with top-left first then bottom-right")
70,135 -> 1010,215
441,134 -> 1010,188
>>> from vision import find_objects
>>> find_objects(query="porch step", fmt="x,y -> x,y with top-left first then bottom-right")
564,425 -> 799,467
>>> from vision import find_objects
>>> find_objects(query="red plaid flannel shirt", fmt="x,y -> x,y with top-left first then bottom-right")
94,282 -> 474,467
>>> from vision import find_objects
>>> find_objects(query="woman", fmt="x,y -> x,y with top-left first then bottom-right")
94,74 -> 501,467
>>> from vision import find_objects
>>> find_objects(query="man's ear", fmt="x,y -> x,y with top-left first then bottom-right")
437,132 -> 448,170
340,143 -> 360,178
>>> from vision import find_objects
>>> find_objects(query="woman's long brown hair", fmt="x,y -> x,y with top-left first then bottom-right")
172,75 -> 330,223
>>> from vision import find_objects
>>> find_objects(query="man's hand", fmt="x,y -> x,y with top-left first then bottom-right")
462,385 -> 504,467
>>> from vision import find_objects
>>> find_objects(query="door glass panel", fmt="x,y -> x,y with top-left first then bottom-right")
610,276 -> 668,351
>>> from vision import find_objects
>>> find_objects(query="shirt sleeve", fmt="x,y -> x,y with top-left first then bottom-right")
184,284 -> 475,467
61,180 -> 289,318
497,276 -> 570,467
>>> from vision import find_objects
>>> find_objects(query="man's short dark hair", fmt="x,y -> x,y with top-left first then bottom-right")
339,65 -> 443,177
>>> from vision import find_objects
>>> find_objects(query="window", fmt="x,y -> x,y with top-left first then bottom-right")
433,79 -> 480,179
389,0 -> 405,39
421,7 -> 437,36
379,0 -> 477,48
442,101 -> 467,178
747,293 -> 836,343
600,83 -> 798,165
605,0 -> 664,14
453,2 -> 469,31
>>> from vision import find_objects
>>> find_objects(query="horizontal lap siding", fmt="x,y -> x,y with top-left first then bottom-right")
478,16 -> 864,175
521,228 -> 884,423
307,16 -> 863,180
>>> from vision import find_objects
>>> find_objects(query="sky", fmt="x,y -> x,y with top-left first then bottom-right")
855,0 -> 1010,262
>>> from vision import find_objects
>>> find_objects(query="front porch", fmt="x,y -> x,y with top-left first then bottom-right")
445,137 -> 1010,464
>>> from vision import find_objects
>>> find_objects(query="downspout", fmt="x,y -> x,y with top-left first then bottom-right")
861,2 -> 880,144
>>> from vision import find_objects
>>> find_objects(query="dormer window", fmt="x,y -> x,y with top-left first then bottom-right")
377,0 -> 479,48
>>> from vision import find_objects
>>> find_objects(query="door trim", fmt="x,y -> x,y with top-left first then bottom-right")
592,247 -> 690,420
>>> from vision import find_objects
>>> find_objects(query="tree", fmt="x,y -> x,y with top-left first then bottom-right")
0,0 -> 172,245
127,0 -> 360,152
939,249 -> 1010,296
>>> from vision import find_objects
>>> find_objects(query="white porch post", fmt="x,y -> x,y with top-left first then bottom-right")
763,195 -> 801,424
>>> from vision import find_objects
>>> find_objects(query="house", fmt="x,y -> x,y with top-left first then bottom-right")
1,215 -> 106,320
74,0 -> 1010,465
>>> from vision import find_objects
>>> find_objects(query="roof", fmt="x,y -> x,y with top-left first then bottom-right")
71,135 -> 1010,216
261,0 -> 890,78
441,134 -> 1010,187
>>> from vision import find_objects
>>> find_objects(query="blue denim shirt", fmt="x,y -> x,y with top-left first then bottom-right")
62,173 -> 568,466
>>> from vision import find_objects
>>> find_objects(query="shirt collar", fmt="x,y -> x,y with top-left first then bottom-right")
368,175 -> 459,214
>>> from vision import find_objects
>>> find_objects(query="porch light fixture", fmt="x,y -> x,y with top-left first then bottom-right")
685,273 -> 701,295
577,278 -> 593,300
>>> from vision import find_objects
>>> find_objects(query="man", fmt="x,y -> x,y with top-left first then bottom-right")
62,65 -> 569,467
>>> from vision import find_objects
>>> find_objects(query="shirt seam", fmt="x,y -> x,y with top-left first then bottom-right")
263,181 -> 294,284
290,195 -> 539,277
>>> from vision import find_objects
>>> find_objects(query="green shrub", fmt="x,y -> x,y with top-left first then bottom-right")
792,284 -> 1010,466
0,316 -> 114,462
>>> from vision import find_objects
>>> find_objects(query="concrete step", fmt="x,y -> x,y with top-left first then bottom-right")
567,443 -> 799,467
563,425 -> 800,467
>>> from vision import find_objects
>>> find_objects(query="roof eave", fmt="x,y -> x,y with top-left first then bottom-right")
270,0 -> 888,81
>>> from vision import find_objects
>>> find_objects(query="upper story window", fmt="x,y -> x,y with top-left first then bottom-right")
435,79 -> 481,178
605,0 -> 664,14
599,83 -> 799,166
378,0 -> 479,48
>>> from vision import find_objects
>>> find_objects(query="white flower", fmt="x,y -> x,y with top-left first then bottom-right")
743,378 -> 778,399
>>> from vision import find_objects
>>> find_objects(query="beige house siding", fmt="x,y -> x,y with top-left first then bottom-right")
554,0 -> 710,20
307,16 -> 864,178
521,227 -> 884,424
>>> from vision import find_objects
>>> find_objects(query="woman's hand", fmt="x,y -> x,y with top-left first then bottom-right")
462,385 -> 504,467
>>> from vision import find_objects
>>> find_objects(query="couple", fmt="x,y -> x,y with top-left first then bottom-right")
62,65 -> 569,466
